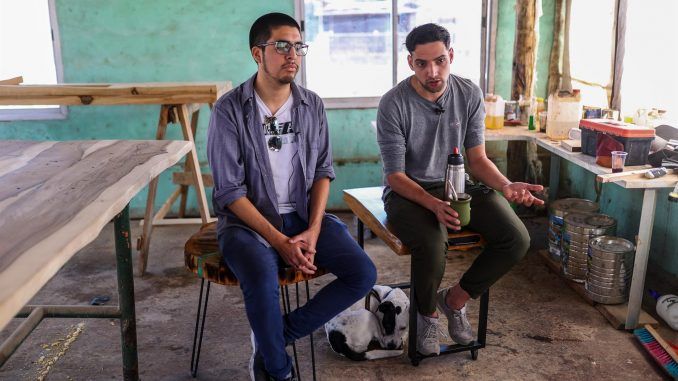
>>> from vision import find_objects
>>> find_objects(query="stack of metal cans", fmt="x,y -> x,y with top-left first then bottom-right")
548,198 -> 599,262
562,213 -> 616,282
585,236 -> 635,304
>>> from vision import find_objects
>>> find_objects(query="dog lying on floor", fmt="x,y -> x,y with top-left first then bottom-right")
324,285 -> 409,361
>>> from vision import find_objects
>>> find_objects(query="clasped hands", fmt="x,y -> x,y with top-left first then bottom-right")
273,228 -> 319,275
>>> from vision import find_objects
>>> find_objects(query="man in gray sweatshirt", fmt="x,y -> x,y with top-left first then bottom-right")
377,23 -> 544,356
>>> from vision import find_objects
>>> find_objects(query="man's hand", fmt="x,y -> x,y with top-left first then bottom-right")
289,227 -> 320,265
501,182 -> 545,207
431,199 -> 462,231
272,236 -> 317,275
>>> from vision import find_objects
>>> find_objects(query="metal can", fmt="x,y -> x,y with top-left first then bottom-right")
547,198 -> 599,263
562,213 -> 616,282
585,236 -> 635,304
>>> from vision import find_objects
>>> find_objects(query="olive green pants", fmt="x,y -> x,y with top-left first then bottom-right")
384,182 -> 530,314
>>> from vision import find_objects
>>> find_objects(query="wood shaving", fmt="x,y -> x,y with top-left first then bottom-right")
34,322 -> 85,381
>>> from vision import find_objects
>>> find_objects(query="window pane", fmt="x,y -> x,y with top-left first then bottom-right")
304,0 -> 393,98
396,0 -> 482,85
0,0 -> 58,110
620,0 -> 678,126
568,0 -> 615,108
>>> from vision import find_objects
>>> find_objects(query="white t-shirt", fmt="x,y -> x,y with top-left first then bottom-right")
254,91 -> 300,214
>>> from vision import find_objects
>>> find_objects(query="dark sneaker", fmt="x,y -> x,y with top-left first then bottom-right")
276,366 -> 298,381
436,288 -> 474,345
249,331 -> 268,381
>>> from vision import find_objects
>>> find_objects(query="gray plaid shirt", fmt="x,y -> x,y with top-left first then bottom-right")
207,74 -> 335,243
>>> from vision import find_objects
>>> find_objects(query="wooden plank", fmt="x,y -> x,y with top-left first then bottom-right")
560,139 -> 581,152
172,172 -> 214,187
484,125 -> 544,141
139,217 -> 216,227
0,94 -> 221,106
596,168 -> 652,183
138,106 -> 170,274
595,304 -> 657,330
343,187 -> 408,255
0,76 -> 23,85
0,139 -> 192,331
0,81 -> 233,106
597,169 -> 678,188
176,105 -> 210,224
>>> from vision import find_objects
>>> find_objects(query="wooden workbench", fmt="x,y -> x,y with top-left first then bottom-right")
0,139 -> 192,380
0,82 -> 232,274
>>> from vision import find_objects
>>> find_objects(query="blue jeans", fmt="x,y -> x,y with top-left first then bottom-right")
218,213 -> 377,380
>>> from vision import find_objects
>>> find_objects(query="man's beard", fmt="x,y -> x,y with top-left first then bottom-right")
263,57 -> 296,85
419,77 -> 445,93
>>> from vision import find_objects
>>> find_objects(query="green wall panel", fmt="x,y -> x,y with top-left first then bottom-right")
494,0 -> 516,99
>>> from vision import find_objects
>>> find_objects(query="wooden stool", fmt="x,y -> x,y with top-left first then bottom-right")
343,187 -> 489,366
185,222 -> 327,380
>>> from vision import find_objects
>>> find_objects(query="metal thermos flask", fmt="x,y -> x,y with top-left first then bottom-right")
444,147 -> 465,201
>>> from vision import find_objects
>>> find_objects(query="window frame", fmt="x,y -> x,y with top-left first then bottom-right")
0,0 -> 67,122
295,0 -> 492,109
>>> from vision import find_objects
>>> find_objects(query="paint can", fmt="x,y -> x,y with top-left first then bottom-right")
547,198 -> 599,263
585,236 -> 635,304
562,213 -> 617,282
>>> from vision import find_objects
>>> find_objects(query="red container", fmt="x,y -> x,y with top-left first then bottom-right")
580,119 -> 655,166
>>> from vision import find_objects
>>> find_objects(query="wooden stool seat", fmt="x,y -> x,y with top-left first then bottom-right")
184,222 -> 328,286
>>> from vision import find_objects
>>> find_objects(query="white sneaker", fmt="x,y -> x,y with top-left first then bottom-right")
436,288 -> 474,345
416,312 -> 444,356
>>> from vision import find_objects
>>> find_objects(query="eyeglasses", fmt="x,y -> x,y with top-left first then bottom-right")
257,41 -> 309,56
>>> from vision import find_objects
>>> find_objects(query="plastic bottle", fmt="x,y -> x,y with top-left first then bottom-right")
444,147 -> 465,200
546,90 -> 582,140
484,94 -> 505,130
528,115 -> 536,131
535,97 -> 546,132
650,289 -> 678,330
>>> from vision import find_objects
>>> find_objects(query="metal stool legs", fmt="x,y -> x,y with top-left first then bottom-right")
190,279 -> 210,377
190,279 -> 317,380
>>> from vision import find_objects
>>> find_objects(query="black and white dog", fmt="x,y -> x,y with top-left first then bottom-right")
324,285 -> 409,361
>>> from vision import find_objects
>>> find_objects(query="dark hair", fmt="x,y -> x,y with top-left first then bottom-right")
404,23 -> 450,53
249,13 -> 301,49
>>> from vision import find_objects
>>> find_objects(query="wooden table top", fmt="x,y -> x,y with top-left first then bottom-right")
0,81 -> 232,106
0,139 -> 192,330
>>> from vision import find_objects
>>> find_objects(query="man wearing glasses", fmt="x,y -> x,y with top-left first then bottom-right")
377,24 -> 544,357
207,13 -> 376,381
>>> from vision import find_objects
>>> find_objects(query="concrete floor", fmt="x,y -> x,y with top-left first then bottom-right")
0,214 -> 667,380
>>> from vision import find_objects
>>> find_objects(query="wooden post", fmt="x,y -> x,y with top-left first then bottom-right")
176,104 -> 211,224
138,105 -> 170,274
